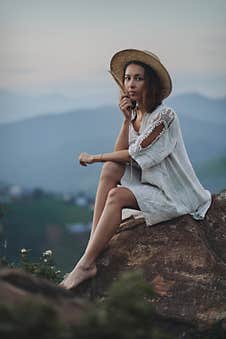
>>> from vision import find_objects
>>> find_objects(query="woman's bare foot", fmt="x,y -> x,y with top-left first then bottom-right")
58,263 -> 97,290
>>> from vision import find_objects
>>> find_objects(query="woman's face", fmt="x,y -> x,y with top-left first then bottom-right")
123,63 -> 146,103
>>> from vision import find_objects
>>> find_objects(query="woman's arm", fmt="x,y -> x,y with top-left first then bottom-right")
128,108 -> 177,169
79,97 -> 133,166
79,150 -> 130,166
114,94 -> 133,151
114,119 -> 129,151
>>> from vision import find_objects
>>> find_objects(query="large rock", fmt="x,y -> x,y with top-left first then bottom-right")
74,190 -> 226,333
0,268 -> 90,326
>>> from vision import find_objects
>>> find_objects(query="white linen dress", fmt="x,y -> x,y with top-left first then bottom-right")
119,102 -> 212,226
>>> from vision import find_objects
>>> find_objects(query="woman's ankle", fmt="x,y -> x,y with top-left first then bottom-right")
77,257 -> 96,270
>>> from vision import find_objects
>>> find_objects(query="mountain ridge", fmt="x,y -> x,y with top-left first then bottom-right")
0,90 -> 226,125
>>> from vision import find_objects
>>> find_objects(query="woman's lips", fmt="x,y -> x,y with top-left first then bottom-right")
128,92 -> 136,96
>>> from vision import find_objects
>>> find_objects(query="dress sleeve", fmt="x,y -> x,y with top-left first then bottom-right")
128,108 -> 177,169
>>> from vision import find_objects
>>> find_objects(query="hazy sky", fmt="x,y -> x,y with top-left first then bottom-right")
1,0 -> 226,102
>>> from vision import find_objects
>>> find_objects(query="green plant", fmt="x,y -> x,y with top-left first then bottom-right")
73,269 -> 172,339
0,300 -> 65,339
0,246 -> 64,283
18,248 -> 63,283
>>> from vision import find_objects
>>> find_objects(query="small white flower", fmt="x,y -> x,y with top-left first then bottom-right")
42,249 -> 53,257
43,258 -> 48,263
20,248 -> 27,254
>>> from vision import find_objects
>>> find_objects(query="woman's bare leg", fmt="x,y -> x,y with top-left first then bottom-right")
89,161 -> 126,241
59,187 -> 139,290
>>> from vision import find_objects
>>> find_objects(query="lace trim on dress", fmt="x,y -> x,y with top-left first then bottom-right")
128,107 -> 175,181
136,108 -> 175,152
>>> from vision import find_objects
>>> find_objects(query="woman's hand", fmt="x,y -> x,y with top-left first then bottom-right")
79,152 -> 94,166
119,95 -> 133,121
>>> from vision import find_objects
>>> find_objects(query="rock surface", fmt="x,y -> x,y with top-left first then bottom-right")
74,190 -> 226,333
0,268 -> 90,326
0,190 -> 226,337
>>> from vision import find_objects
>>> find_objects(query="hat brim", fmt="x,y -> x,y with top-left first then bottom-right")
110,49 -> 172,100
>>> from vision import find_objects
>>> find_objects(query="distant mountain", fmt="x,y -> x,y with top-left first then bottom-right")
167,92 -> 226,123
1,89 -> 225,125
0,93 -> 225,194
0,89 -> 82,124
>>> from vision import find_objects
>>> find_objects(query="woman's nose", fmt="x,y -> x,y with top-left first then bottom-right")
128,78 -> 135,88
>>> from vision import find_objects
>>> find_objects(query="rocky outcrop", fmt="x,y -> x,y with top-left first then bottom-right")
0,268 -> 90,326
0,190 -> 226,338
74,190 -> 226,334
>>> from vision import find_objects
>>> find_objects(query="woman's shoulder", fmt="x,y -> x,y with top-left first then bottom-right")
146,103 -> 178,126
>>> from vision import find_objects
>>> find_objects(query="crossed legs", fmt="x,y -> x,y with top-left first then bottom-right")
59,161 -> 140,290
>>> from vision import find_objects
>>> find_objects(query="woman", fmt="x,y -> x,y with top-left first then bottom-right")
59,49 -> 212,290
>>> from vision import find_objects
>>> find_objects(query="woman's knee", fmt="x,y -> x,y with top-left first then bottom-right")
106,187 -> 139,210
106,187 -> 128,207
106,187 -> 122,205
100,161 -> 125,183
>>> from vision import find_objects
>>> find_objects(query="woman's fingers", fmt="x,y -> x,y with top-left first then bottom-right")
79,153 -> 86,166
79,161 -> 86,166
120,96 -> 132,107
79,152 -> 93,166
119,96 -> 133,119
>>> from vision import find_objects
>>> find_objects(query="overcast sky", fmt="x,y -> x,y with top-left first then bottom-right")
1,0 -> 226,103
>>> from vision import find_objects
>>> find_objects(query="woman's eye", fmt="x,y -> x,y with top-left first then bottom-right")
124,76 -> 144,81
135,76 -> 144,81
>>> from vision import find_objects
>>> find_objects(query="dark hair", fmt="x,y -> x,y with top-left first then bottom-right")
122,60 -> 163,113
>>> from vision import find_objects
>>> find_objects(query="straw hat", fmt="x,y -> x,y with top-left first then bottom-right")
110,49 -> 172,100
